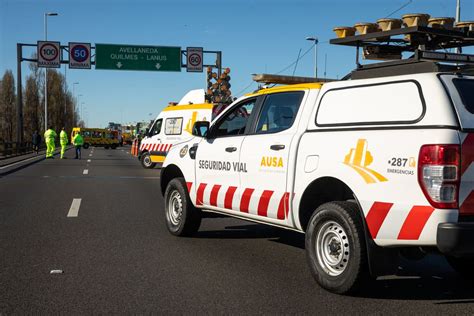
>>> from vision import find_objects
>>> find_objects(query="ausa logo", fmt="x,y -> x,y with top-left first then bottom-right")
344,139 -> 388,184
179,145 -> 188,158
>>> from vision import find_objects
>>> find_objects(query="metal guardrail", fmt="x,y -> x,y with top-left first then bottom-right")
0,141 -> 45,159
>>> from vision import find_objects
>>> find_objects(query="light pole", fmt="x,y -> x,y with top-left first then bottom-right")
44,12 -> 58,131
72,82 -> 79,125
81,102 -> 85,125
306,36 -> 318,78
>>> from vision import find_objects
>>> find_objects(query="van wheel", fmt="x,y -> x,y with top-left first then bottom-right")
305,201 -> 369,294
140,152 -> 156,169
446,256 -> 474,279
164,177 -> 201,236
82,143 -> 89,149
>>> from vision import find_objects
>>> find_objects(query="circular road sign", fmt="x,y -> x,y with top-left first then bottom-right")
70,44 -> 89,63
40,43 -> 59,61
188,53 -> 202,67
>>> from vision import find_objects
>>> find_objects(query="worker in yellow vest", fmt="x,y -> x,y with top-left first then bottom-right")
44,126 -> 57,159
59,127 -> 68,159
73,132 -> 84,159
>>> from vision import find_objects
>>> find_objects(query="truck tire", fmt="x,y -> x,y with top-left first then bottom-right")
164,177 -> 201,236
446,256 -> 474,279
105,145 -> 109,149
111,144 -> 117,149
140,152 -> 156,169
82,143 -> 89,149
305,201 -> 369,294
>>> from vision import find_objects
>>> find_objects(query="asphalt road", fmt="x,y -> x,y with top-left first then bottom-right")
1,146 -> 474,314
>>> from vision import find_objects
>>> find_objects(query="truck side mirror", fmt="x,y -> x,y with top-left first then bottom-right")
192,121 -> 210,138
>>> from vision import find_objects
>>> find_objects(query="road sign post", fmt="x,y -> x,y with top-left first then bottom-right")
186,47 -> 203,72
69,42 -> 91,69
37,41 -> 61,68
95,44 -> 181,71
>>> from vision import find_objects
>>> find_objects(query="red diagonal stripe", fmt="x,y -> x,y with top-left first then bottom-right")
196,183 -> 207,206
257,190 -> 274,217
398,205 -> 435,240
462,133 -> 474,175
210,185 -> 221,207
277,192 -> 290,220
461,191 -> 474,216
186,182 -> 192,193
366,202 -> 393,239
240,188 -> 254,213
224,186 -> 237,209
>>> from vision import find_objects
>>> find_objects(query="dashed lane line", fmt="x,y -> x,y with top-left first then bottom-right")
83,169 -> 89,175
67,198 -> 82,217
87,159 -> 91,163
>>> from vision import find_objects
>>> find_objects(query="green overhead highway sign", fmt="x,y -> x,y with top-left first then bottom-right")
95,44 -> 181,71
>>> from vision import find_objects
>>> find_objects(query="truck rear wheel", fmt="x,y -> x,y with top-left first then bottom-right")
446,256 -> 474,279
140,152 -> 156,169
305,201 -> 369,294
164,177 -> 201,236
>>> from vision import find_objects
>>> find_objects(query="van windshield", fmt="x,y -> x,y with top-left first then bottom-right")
149,119 -> 162,136
453,79 -> 474,114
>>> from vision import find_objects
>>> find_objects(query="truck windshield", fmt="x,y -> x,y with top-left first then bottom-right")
149,119 -> 162,136
453,79 -> 474,114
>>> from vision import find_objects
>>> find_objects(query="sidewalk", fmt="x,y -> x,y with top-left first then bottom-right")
0,146 -> 73,175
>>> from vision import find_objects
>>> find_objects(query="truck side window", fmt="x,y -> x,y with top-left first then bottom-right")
255,92 -> 303,134
165,117 -> 183,135
150,119 -> 162,136
213,99 -> 256,137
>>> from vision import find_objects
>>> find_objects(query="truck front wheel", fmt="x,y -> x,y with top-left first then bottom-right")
164,177 -> 201,236
305,201 -> 369,294
140,152 -> 156,169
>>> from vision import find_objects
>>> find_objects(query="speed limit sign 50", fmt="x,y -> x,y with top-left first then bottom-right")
69,42 -> 91,69
37,41 -> 61,68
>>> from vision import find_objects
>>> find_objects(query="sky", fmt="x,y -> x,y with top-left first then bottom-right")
1,0 -> 473,128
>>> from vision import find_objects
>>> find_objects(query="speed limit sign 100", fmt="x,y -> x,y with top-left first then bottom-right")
37,41 -> 61,68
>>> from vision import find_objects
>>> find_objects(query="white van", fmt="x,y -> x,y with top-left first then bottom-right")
138,89 -> 227,168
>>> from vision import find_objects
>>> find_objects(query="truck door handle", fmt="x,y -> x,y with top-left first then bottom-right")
270,144 -> 285,151
225,147 -> 237,152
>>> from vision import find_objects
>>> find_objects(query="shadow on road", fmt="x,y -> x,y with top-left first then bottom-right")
197,223 -> 474,302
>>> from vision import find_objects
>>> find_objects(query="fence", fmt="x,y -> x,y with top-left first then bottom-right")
0,141 -> 45,159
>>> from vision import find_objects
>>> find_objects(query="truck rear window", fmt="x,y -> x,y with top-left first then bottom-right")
453,79 -> 474,114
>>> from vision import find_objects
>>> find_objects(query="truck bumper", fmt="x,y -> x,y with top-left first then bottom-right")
437,222 -> 474,256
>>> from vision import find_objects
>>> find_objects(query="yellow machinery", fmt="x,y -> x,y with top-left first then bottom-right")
71,127 -> 119,149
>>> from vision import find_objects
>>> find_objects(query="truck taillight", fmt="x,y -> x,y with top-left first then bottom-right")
418,144 -> 460,209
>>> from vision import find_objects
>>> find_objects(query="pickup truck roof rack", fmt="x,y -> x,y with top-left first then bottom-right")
330,22 -> 474,80
252,73 -> 336,85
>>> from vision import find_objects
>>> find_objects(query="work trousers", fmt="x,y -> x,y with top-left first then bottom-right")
75,146 -> 81,159
46,141 -> 55,158
60,143 -> 67,158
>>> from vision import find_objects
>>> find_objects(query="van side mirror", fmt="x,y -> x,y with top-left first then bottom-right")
192,121 -> 210,138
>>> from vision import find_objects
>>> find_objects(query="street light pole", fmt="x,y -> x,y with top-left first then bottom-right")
306,36 -> 318,78
72,82 -> 79,125
43,12 -> 58,131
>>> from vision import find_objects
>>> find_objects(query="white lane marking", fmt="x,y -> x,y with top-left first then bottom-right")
83,169 -> 89,175
67,198 -> 82,217
87,159 -> 91,163
89,154 -> 92,157
0,155 -> 43,170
